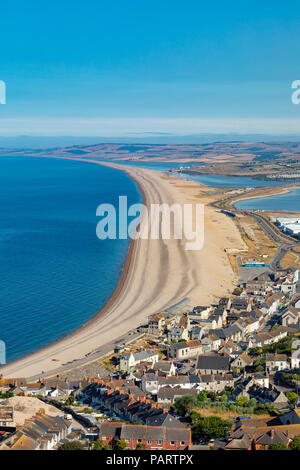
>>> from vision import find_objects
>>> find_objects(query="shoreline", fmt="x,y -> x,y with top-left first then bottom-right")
0,160 -> 146,376
0,159 -> 246,379
230,184 -> 300,211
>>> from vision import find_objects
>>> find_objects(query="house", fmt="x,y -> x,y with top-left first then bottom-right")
98,422 -> 192,450
254,429 -> 290,450
247,384 -> 289,408
201,333 -> 222,352
119,350 -> 158,372
195,354 -> 231,375
148,313 -> 165,336
279,408 -> 300,425
232,374 -> 269,399
211,324 -> 242,342
280,306 -> 300,327
231,296 -> 252,312
291,348 -> 300,369
141,373 -> 159,394
252,326 -> 290,347
158,375 -> 201,392
152,361 -> 177,376
225,429 -> 253,450
265,353 -> 289,372
244,272 -> 274,292
0,406 -> 14,427
167,327 -> 189,342
189,326 -> 205,341
24,383 -> 44,396
231,352 -> 253,370
264,294 -> 283,315
218,297 -> 231,310
157,387 -> 198,405
3,411 -> 72,450
187,306 -> 212,321
226,426 -> 290,451
218,339 -> 242,358
198,373 -> 234,392
168,340 -> 202,360
226,415 -> 300,450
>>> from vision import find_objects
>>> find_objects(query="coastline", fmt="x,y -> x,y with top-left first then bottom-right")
0,159 -> 246,378
230,185 -> 300,208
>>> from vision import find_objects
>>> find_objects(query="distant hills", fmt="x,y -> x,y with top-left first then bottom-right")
1,133 -> 300,149
1,140 -> 300,166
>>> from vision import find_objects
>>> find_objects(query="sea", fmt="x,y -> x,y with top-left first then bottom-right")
1,156 -> 299,364
0,156 -> 141,363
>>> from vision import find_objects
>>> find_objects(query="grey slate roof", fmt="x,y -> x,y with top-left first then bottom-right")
196,354 -> 231,371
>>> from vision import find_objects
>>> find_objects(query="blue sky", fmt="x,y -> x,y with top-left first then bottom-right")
1,1 -> 300,137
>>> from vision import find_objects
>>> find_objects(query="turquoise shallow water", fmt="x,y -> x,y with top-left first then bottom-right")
0,156 -> 141,363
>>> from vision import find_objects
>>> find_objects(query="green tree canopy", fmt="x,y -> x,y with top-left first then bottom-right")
135,442 -> 148,450
290,435 -> 300,450
191,415 -> 232,441
58,440 -> 85,450
92,440 -> 111,450
115,439 -> 128,450
172,395 -> 196,416
286,392 -> 298,405
268,442 -> 289,450
235,396 -> 249,407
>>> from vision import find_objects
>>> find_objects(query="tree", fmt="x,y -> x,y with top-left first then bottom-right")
196,391 -> 207,403
268,442 -> 289,450
115,439 -> 128,450
93,440 -> 111,450
206,391 -> 217,401
286,392 -> 298,406
218,393 -> 228,403
65,396 -> 75,406
290,435 -> 300,450
58,440 -> 84,450
135,442 -> 148,450
235,396 -> 248,407
172,395 -> 196,417
191,415 -> 232,441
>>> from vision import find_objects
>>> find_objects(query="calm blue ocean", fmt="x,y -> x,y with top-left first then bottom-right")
0,156 -> 141,363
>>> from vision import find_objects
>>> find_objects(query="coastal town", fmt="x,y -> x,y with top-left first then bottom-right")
1,0 -> 300,460
1,253 -> 300,451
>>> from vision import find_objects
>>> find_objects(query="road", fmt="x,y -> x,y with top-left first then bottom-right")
211,192 -> 300,273
25,330 -> 143,382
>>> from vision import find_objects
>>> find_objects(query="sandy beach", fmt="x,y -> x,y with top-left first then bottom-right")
0,161 -> 246,378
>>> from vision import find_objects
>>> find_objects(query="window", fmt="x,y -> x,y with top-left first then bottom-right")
181,441 -> 185,446
170,441 -> 175,445
157,440 -> 161,445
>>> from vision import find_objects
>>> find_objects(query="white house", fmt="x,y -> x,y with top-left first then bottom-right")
291,348 -> 300,369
